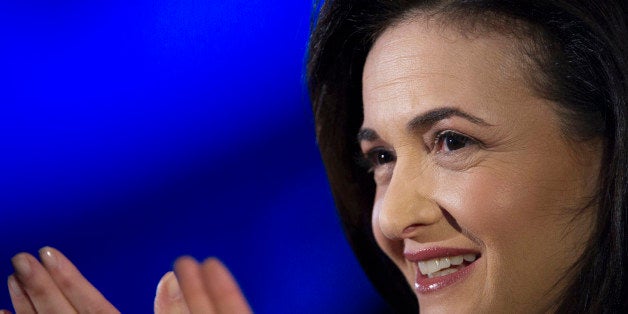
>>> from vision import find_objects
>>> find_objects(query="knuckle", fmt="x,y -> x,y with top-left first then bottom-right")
55,272 -> 76,290
26,282 -> 50,297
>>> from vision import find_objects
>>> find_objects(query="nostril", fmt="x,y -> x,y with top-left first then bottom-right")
402,224 -> 422,236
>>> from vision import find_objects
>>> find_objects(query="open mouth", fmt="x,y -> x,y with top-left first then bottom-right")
418,253 -> 478,278
404,248 -> 481,293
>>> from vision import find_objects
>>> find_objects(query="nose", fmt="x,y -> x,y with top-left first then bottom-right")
376,159 -> 442,240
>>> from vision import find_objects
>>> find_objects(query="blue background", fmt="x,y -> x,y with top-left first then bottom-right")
0,1 -> 390,312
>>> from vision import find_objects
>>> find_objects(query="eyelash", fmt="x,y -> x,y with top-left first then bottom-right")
359,130 -> 478,171
433,130 -> 478,153
358,147 -> 396,172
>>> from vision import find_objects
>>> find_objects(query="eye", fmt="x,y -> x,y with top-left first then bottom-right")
362,147 -> 396,171
434,131 -> 476,153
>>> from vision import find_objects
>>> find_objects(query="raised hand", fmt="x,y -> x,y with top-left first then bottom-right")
154,257 -> 252,314
6,247 -> 119,314
4,247 -> 252,314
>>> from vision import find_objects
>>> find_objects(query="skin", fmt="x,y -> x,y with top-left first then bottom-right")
359,16 -> 602,313
4,247 -> 251,313
3,14 -> 604,314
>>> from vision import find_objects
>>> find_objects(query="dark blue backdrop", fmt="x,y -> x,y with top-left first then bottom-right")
0,1 -> 390,312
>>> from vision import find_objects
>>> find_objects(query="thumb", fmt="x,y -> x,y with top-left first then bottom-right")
154,271 -> 190,314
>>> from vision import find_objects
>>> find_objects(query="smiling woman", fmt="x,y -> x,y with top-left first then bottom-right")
4,0 -> 628,313
308,0 -> 627,313
362,18 -> 600,311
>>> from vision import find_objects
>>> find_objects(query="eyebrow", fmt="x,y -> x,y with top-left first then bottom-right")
356,128 -> 379,142
357,107 -> 491,142
407,107 -> 491,131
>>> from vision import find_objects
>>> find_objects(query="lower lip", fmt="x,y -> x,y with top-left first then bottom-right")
414,259 -> 477,294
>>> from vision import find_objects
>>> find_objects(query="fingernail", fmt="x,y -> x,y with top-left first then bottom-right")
8,275 -> 23,297
39,246 -> 58,269
11,254 -> 31,277
165,272 -> 183,300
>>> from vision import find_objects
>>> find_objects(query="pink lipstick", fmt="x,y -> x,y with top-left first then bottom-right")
404,247 -> 480,294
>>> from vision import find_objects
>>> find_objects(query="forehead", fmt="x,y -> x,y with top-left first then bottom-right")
361,17 -> 532,128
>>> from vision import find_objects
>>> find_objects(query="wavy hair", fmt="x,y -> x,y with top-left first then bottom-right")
307,1 -> 628,312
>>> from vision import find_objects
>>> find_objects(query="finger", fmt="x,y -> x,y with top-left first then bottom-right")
174,256 -> 217,314
38,247 -> 119,314
201,258 -> 252,314
7,274 -> 36,314
11,253 -> 76,314
154,271 -> 191,314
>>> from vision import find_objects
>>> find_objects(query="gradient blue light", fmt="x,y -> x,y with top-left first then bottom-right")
0,1 -> 391,312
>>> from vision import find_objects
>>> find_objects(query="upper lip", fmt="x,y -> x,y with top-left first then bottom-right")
404,247 -> 481,262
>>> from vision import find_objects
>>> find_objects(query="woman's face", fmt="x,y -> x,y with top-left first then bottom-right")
360,17 -> 601,312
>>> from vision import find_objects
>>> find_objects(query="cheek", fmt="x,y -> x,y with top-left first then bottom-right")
435,167 -> 558,244
435,154 -> 590,234
434,156 -> 595,276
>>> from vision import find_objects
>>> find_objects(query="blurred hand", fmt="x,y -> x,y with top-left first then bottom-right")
154,257 -> 252,314
3,247 -> 251,314
6,247 -> 120,314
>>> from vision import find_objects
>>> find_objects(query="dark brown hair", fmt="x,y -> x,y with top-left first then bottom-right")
307,1 -> 628,313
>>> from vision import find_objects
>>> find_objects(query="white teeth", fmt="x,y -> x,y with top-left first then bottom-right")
427,267 -> 459,278
449,255 -> 464,266
418,259 -> 440,275
417,254 -> 478,276
463,254 -> 477,262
